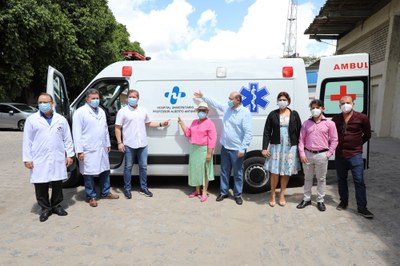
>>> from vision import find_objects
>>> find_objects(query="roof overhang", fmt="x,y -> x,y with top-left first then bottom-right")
304,0 -> 391,40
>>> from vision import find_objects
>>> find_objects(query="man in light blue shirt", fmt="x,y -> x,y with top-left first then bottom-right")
194,91 -> 252,205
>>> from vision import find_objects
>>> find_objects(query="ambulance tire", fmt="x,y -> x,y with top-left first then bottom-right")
243,157 -> 270,193
62,160 -> 81,188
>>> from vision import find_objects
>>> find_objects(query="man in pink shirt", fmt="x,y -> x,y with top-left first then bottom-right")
297,100 -> 338,211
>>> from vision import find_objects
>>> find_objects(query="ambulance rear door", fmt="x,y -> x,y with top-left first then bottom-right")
316,53 -> 370,168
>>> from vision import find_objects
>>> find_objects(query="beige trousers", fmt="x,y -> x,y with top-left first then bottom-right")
302,150 -> 329,202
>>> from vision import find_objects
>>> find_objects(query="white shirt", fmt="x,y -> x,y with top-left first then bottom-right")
23,111 -> 74,183
72,104 -> 110,175
115,105 -> 150,149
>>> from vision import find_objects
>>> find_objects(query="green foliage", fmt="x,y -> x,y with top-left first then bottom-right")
0,0 -> 144,101
301,56 -> 320,67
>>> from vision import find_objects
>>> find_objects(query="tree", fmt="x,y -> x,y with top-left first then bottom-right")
0,0 -> 144,102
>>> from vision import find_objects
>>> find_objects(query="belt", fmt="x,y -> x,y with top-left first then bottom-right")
305,148 -> 329,154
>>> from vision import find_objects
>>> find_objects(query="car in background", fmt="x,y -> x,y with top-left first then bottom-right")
0,103 -> 38,131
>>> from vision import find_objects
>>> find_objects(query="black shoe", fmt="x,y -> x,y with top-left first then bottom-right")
336,202 -> 348,211
39,210 -> 52,222
296,200 -> 311,209
317,202 -> 326,212
235,196 -> 243,205
52,205 -> 68,216
357,208 -> 374,219
216,194 -> 228,202
124,189 -> 132,199
140,188 -> 153,197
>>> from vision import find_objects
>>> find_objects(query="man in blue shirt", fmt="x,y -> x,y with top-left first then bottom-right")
194,91 -> 252,205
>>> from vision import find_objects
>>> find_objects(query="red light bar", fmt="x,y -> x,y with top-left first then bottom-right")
282,66 -> 293,77
122,66 -> 132,77
122,51 -> 151,61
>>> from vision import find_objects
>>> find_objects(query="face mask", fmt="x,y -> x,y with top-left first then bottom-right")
340,103 -> 353,113
228,100 -> 235,108
277,100 -> 288,109
197,111 -> 207,119
38,103 -> 51,113
90,99 -> 100,108
128,98 -> 138,106
311,108 -> 322,118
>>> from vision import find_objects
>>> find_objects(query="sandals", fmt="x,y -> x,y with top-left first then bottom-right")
188,191 -> 201,198
200,195 -> 208,202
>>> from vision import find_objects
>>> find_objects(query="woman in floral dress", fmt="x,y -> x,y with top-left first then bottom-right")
262,92 -> 301,207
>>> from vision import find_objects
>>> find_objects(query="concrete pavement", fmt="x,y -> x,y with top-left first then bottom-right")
0,131 -> 399,265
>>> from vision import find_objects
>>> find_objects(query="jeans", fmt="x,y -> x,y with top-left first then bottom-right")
83,170 -> 111,199
220,146 -> 244,197
335,153 -> 367,209
123,145 -> 148,191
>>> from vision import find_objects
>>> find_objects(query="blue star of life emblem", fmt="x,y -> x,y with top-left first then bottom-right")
240,83 -> 269,113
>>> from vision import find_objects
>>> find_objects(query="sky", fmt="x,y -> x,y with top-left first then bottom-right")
107,0 -> 336,61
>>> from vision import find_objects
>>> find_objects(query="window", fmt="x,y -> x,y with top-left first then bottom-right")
320,76 -> 368,117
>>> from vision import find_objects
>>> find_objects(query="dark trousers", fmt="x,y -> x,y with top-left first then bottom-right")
34,180 -> 64,212
335,153 -> 367,210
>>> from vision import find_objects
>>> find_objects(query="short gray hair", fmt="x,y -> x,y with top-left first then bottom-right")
86,89 -> 99,99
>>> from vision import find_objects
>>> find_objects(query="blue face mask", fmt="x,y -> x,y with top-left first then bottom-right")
128,98 -> 138,106
38,103 -> 51,113
197,111 -> 207,119
90,99 -> 100,108
228,100 -> 234,108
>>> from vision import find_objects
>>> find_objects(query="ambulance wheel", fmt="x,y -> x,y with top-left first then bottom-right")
243,157 -> 269,193
63,161 -> 81,188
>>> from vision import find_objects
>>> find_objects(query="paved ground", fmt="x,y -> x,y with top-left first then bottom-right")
0,130 -> 399,265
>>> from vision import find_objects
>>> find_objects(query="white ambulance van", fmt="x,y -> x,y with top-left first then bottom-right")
47,53 -> 369,193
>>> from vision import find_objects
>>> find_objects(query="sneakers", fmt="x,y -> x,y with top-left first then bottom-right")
139,188 -> 153,197
336,202 -> 348,211
357,208 -> 374,219
89,198 -> 98,207
102,192 -> 119,199
123,189 -> 132,199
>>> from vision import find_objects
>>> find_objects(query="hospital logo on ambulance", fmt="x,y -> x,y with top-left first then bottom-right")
240,83 -> 269,113
164,86 -> 186,104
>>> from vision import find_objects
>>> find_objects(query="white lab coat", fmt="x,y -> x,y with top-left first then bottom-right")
72,104 -> 110,175
23,111 -> 74,183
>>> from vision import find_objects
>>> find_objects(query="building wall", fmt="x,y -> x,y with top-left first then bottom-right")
336,1 -> 400,138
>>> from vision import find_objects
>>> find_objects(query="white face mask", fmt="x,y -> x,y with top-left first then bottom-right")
340,103 -> 353,113
277,100 -> 288,109
311,108 -> 322,118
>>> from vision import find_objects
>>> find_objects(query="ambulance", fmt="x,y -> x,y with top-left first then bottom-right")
47,53 -> 370,193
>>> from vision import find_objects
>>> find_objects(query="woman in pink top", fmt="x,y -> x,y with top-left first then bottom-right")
178,102 -> 217,202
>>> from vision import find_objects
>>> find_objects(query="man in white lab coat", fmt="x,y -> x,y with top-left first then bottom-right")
73,89 -> 119,207
23,93 -> 75,222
